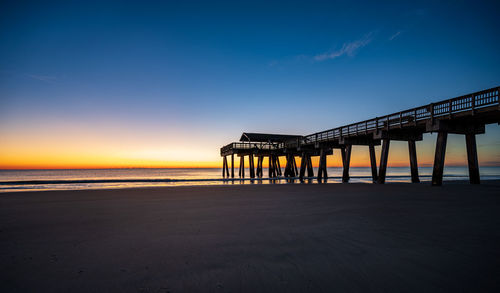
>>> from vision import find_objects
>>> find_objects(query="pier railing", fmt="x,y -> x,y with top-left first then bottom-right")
298,86 -> 499,145
220,142 -> 281,155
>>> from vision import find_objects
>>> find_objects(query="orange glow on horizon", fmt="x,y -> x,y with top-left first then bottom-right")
1,127 -> 499,170
0,143 -> 222,169
1,145 -> 497,170
1,156 -> 497,170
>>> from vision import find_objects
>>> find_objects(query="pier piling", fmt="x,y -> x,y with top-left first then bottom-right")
341,145 -> 352,183
249,154 -> 255,178
377,139 -> 390,184
231,154 -> 234,178
408,140 -> 420,183
432,132 -> 447,186
369,144 -> 378,182
465,133 -> 480,184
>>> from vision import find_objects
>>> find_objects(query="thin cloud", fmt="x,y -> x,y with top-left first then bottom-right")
389,31 -> 401,41
26,74 -> 58,83
314,32 -> 375,62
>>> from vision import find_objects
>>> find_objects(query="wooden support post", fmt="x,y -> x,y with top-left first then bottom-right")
231,154 -> 234,178
268,156 -> 274,178
432,132 -> 448,186
271,155 -> 278,177
267,156 -> 271,178
273,156 -> 278,177
317,149 -> 328,182
317,149 -> 324,182
255,157 -> 259,178
292,155 -> 299,177
299,152 -> 307,180
377,139 -> 390,184
257,156 -> 262,177
341,145 -> 352,183
307,155 -> 314,177
260,156 -> 264,177
276,157 -> 282,176
408,140 -> 420,183
341,147 -> 346,181
240,156 -> 245,178
369,144 -> 378,182
222,156 -> 226,177
258,156 -> 261,177
225,156 -> 229,178
323,150 -> 328,179
465,133 -> 480,184
249,154 -> 255,178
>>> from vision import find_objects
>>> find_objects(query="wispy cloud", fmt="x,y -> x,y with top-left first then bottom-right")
268,32 -> 376,67
389,31 -> 401,41
26,74 -> 58,83
314,32 -> 375,62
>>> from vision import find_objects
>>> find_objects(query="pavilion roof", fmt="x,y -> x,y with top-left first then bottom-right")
239,132 -> 302,143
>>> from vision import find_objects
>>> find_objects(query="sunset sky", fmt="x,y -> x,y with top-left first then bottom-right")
1,1 -> 500,169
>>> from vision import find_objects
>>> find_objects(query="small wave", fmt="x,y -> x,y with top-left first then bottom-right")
2,174 -> 500,186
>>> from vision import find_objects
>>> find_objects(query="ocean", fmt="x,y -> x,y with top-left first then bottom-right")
1,166 -> 500,192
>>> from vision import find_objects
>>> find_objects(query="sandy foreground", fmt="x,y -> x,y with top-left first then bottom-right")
1,182 -> 500,292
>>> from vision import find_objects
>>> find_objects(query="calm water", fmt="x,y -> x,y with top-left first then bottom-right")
1,167 -> 500,192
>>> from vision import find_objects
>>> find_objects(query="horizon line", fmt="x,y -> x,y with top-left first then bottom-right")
2,164 -> 500,171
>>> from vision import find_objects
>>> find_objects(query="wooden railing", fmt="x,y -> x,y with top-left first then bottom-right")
220,142 -> 281,155
300,86 -> 499,145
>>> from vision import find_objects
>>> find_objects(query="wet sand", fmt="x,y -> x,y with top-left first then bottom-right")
1,182 -> 500,292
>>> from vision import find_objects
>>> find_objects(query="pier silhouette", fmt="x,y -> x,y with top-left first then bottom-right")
221,86 -> 500,186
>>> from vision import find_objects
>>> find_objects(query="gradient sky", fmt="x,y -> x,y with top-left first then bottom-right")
1,0 -> 500,169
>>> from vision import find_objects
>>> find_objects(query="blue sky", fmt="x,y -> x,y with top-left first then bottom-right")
1,0 -> 500,168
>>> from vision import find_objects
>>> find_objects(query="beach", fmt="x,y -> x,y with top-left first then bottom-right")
1,182 -> 500,292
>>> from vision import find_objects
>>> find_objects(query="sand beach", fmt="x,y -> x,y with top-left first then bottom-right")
1,182 -> 500,292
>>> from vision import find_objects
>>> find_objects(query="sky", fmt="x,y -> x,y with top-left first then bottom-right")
1,0 -> 500,169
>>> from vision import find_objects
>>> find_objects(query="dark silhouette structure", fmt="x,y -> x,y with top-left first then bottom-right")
221,86 -> 500,185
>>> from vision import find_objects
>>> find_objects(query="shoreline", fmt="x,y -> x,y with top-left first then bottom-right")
2,178 -> 500,194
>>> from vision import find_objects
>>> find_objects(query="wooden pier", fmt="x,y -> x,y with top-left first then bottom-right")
220,86 -> 500,185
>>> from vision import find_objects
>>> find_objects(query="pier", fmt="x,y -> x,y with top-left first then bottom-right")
220,86 -> 500,185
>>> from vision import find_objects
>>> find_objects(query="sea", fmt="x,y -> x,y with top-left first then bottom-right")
1,166 -> 500,192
